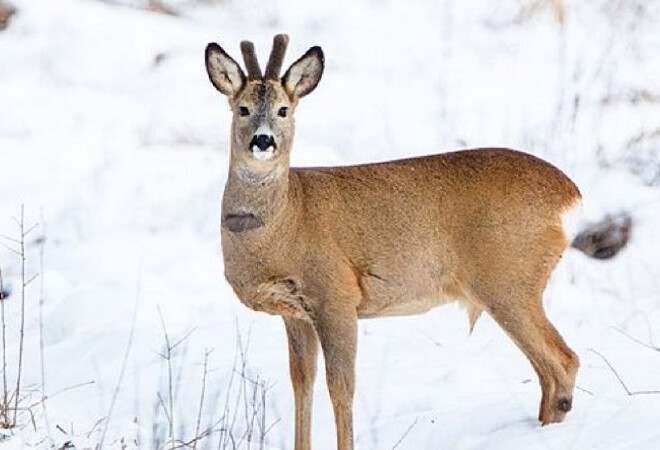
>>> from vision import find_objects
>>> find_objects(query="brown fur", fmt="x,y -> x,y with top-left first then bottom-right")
206,37 -> 581,450
240,41 -> 263,80
264,34 -> 290,80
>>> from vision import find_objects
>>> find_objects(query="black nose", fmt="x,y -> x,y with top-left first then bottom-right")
250,134 -> 275,152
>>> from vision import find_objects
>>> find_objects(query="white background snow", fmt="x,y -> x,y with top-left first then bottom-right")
1,0 -> 660,448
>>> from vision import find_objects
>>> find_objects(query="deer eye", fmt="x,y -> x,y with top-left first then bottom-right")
278,107 -> 288,118
239,106 -> 250,117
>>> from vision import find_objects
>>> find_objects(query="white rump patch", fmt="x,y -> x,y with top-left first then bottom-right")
561,198 -> 583,244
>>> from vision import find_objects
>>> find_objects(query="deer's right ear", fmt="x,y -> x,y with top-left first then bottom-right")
205,43 -> 246,97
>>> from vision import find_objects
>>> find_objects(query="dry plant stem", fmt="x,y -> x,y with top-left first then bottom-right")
236,329 -> 252,448
218,339 -> 239,449
575,385 -> 594,396
258,379 -> 267,449
97,272 -> 142,450
38,213 -> 53,444
155,308 -> 195,449
14,205 -> 26,427
27,380 -> 95,410
589,348 -> 660,396
391,417 -> 419,449
192,349 -> 211,450
225,326 -> 248,448
0,266 -> 7,425
156,306 -> 175,447
218,325 -> 251,450
240,363 -> 251,446
612,326 -> 660,353
156,392 -> 172,427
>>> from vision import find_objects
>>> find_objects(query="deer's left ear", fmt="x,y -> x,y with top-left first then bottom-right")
282,46 -> 324,99
205,43 -> 246,97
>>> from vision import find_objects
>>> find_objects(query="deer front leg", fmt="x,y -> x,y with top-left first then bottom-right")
315,305 -> 358,450
284,318 -> 319,450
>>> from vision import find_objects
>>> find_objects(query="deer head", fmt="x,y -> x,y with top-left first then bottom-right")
205,34 -> 324,181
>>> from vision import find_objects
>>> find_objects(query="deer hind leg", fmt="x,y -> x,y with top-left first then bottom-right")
284,318 -> 319,450
487,299 -> 579,425
315,305 -> 358,450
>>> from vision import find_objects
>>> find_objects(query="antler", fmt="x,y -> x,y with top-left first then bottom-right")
264,34 -> 289,80
240,40 -> 262,80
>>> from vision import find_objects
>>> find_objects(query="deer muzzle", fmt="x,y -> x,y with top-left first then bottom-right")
249,133 -> 276,161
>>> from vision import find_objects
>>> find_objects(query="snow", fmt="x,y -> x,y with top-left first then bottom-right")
1,0 -> 660,448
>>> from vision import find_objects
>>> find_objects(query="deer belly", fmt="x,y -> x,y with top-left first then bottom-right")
356,271 -> 464,319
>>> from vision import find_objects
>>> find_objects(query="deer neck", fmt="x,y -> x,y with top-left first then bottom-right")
222,156 -> 294,234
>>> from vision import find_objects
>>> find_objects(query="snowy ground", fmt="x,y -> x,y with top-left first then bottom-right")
1,0 -> 660,448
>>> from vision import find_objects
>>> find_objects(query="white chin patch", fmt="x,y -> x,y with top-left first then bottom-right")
251,145 -> 275,161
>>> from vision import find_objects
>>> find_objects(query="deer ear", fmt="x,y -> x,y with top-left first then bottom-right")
205,43 -> 246,97
282,46 -> 324,99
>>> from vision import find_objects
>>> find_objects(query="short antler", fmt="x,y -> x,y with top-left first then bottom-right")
264,34 -> 289,80
240,40 -> 262,80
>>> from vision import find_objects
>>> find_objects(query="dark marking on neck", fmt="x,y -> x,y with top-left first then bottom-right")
223,212 -> 265,233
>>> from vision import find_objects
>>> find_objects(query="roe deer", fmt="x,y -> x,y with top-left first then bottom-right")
205,34 -> 581,450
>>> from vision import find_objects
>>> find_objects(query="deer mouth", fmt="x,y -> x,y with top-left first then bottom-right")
250,144 -> 276,161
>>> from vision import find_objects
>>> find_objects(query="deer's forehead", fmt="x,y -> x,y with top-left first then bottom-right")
239,82 -> 287,106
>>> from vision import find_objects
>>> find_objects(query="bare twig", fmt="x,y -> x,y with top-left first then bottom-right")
171,417 -> 224,450
22,222 -> 39,238
0,266 -> 6,426
218,333 -> 240,450
575,385 -> 594,396
25,273 -> 39,286
170,328 -> 197,353
589,348 -> 660,396
156,392 -> 173,427
156,306 -> 175,447
86,417 -> 107,439
192,349 -> 212,450
391,417 -> 419,449
97,270 -> 142,450
171,428 -> 215,449
0,241 -> 20,257
0,235 -> 20,245
38,212 -> 53,444
155,306 -> 196,450
14,205 -> 27,427
27,380 -> 95,410
612,326 -> 660,353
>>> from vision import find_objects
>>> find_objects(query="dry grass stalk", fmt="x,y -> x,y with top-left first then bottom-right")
590,349 -> 660,396
38,213 -> 53,444
97,272 -> 142,450
0,206 -> 39,428
192,349 -> 212,450
156,306 -> 195,449
0,265 -> 7,426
